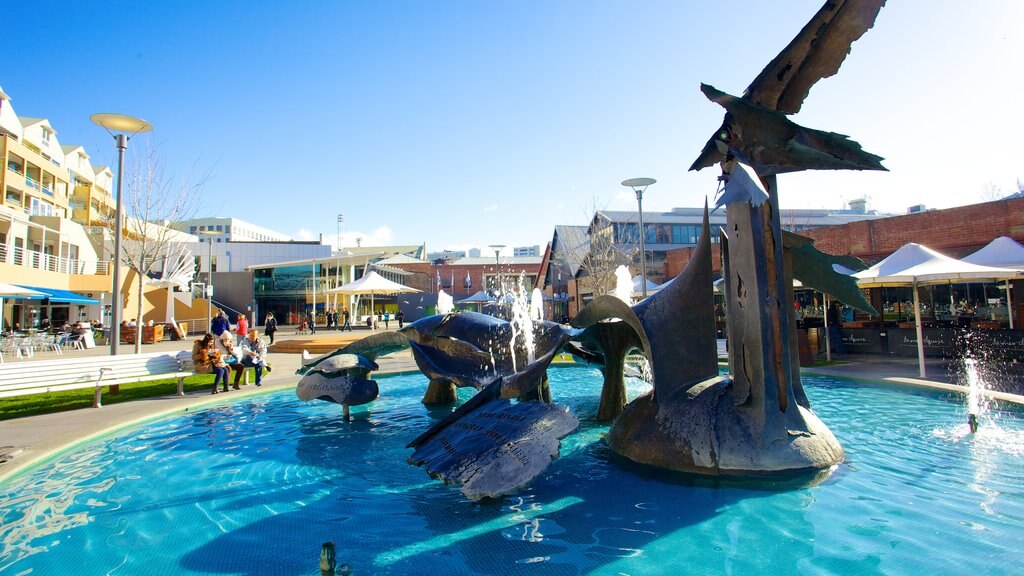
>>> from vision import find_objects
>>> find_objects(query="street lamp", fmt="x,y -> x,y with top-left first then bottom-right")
621,178 -> 656,299
197,230 -> 219,331
91,113 -> 153,355
489,244 -> 506,295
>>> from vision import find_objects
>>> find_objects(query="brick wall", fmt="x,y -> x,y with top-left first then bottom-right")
666,197 -> 1024,276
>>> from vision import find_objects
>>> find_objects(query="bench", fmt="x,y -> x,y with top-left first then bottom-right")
0,351 -> 194,407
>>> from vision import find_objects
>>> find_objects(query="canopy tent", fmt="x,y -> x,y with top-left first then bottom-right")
962,236 -> 1024,269
456,290 -> 495,312
854,242 -> 1023,377
325,271 -> 420,331
632,275 -> 661,297
13,285 -> 99,304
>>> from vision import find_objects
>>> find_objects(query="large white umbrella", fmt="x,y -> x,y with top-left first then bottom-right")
325,271 -> 420,331
854,243 -> 1023,378
962,236 -> 1024,329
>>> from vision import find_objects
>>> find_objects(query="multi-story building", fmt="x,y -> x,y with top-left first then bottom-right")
62,144 -> 115,227
589,204 -> 888,285
175,217 -> 292,244
0,86 -> 211,334
513,245 -> 541,257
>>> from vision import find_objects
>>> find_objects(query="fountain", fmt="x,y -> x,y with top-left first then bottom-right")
295,0 -> 891,496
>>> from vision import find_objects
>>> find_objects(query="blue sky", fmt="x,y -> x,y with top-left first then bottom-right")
5,1 -> 1022,255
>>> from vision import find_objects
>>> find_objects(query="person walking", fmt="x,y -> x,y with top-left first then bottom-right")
211,312 -> 229,338
325,309 -> 335,331
397,310 -> 405,329
306,310 -> 316,334
240,330 -> 272,386
235,313 -> 249,347
264,312 -> 278,345
333,310 -> 340,331
193,333 -> 230,394
342,308 -> 352,331
383,311 -> 390,330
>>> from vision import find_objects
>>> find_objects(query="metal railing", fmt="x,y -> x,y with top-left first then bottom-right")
0,243 -> 110,275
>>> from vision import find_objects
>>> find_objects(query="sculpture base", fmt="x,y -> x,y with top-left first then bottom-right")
607,376 -> 843,477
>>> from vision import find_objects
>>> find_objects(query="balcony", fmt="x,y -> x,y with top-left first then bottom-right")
0,243 -> 110,275
25,176 -> 40,191
7,161 -> 23,175
42,184 -> 54,197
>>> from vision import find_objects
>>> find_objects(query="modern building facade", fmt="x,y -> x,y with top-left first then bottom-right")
175,217 -> 292,244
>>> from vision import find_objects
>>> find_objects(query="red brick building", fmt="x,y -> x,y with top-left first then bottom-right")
665,197 -> 1024,276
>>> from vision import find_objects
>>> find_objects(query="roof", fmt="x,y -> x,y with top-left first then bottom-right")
449,256 -> 543,266
377,254 -> 426,265
18,116 -> 50,131
61,144 -> 88,157
962,236 -> 1024,269
372,262 -> 413,276
595,208 -> 886,228
854,243 -> 1023,286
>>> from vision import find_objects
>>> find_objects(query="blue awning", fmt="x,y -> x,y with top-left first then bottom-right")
14,285 -> 99,304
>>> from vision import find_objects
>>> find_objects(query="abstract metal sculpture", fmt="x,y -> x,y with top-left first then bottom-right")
296,0 -> 889,498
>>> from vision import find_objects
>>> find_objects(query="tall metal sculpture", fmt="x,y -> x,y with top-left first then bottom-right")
296,0 -> 889,498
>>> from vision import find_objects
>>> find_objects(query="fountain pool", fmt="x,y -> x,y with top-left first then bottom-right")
1,369 -> 1022,575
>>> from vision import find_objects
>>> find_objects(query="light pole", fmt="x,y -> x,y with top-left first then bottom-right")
489,244 -> 506,295
91,113 -> 153,355
197,230 -> 218,331
621,178 -> 656,299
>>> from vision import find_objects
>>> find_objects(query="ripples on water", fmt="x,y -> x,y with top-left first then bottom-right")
0,369 -> 1022,575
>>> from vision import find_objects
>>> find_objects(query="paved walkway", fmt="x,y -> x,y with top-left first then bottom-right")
1,329 -> 1021,483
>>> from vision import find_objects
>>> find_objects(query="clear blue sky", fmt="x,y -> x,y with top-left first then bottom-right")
5,1 -> 1022,255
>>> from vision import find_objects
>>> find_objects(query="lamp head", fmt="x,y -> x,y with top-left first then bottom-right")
90,113 -> 153,135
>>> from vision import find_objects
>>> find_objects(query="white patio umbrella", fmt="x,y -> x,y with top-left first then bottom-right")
325,271 -> 420,332
963,237 -> 1024,329
0,283 -> 45,333
854,243 -> 1023,378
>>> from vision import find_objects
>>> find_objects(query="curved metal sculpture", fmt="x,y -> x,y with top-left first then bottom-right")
294,0 -> 889,497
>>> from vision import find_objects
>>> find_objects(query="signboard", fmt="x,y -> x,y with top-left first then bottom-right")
841,328 -> 885,355
887,328 -> 956,357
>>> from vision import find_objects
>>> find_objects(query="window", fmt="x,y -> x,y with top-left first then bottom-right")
190,226 -> 197,233
41,128 -> 52,144
30,197 -> 53,216
216,225 -> 223,231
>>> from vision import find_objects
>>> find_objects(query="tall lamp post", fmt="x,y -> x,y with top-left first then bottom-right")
91,113 -> 153,355
489,244 -> 506,295
197,230 -> 219,331
621,178 -> 656,299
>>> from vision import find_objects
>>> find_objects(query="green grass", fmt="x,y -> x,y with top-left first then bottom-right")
0,368 -> 263,421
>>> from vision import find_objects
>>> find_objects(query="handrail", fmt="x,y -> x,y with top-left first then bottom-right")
212,299 -> 248,323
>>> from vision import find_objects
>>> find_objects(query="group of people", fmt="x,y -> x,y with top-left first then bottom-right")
320,308 -> 354,332
193,312 -> 273,394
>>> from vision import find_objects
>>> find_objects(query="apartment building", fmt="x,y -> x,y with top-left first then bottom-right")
0,86 -> 209,332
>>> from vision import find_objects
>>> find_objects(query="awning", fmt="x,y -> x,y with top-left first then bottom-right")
14,285 -> 99,304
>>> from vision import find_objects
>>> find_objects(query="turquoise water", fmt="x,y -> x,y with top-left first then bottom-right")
1,368 -> 1023,575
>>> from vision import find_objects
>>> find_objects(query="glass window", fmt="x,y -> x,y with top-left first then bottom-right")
216,225 -> 223,231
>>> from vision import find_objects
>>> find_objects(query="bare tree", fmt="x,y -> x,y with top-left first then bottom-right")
111,141 -> 206,353
980,181 -> 1004,202
556,198 -> 637,305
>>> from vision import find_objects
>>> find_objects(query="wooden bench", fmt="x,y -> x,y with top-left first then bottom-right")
0,351 -> 194,407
